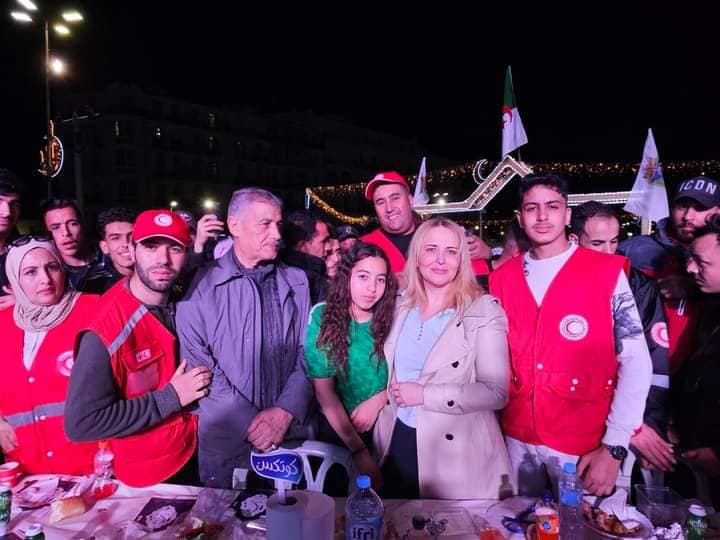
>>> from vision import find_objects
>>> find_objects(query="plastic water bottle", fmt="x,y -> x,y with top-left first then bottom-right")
559,462 -> 583,540
345,475 -> 384,540
93,440 -> 117,498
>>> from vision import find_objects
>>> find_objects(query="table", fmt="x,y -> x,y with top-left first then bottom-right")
8,475 -> 636,539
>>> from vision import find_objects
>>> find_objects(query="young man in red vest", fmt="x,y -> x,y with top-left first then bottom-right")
489,173 -> 652,496
360,171 -> 492,283
65,210 -> 211,487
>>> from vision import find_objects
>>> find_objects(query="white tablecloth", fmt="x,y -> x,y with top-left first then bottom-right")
7,475 -> 536,539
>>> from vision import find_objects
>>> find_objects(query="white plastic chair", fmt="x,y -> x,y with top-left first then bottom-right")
279,440 -> 355,494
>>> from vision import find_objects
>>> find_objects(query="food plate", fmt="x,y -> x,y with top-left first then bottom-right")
582,505 -> 654,539
13,477 -> 77,509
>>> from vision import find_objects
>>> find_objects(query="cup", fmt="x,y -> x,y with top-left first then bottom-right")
0,461 -> 21,488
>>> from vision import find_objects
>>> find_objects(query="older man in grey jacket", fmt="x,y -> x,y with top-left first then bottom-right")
176,187 -> 314,487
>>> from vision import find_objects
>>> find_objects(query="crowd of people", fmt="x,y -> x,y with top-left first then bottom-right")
0,165 -> 719,507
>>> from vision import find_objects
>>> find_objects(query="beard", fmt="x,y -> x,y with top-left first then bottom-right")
135,262 -> 179,292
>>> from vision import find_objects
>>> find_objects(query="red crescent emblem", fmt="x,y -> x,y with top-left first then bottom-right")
56,350 -> 74,377
559,315 -> 589,341
650,322 -> 669,348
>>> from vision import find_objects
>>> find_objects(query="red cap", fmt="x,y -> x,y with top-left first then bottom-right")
364,171 -> 409,201
132,210 -> 192,247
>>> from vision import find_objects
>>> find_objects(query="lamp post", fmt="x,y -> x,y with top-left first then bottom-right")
10,2 -> 83,198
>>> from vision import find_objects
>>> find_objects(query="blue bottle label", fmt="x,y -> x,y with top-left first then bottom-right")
560,489 -> 581,506
347,517 -> 382,539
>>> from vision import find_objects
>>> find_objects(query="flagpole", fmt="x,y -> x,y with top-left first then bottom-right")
640,218 -> 651,235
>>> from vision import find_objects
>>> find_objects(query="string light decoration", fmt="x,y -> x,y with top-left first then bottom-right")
305,189 -> 369,225
307,159 -> 720,225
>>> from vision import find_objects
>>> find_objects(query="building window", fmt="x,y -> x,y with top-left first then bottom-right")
210,162 -> 218,178
208,113 -> 216,128
114,120 -> 120,137
155,127 -> 162,139
208,135 -> 215,152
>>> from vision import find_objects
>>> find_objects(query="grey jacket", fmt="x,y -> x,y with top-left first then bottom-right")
176,250 -> 314,487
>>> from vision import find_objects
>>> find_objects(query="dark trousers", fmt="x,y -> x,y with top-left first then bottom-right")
380,420 -> 419,499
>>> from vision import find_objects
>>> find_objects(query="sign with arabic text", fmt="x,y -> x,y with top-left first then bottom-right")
250,450 -> 303,485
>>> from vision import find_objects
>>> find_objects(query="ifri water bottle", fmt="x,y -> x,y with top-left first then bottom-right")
345,475 -> 383,540
559,462 -> 583,540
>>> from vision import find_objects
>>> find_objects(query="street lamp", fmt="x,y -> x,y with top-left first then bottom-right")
9,1 -> 83,198
169,200 -> 179,210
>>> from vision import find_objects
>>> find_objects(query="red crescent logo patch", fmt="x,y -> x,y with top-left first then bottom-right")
56,350 -> 74,377
650,322 -> 669,348
559,314 -> 589,341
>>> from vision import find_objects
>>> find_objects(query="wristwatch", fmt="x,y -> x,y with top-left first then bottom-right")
603,444 -> 628,461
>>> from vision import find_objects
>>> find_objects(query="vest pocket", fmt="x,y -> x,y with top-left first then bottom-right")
540,373 -> 615,437
546,372 -> 616,401
122,346 -> 165,398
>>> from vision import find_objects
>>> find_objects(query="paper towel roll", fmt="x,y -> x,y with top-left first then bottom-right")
267,490 -> 335,540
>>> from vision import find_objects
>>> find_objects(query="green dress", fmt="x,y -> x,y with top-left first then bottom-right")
305,302 -> 388,413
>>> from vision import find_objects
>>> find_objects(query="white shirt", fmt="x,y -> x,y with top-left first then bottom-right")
523,243 -> 652,449
23,331 -> 48,370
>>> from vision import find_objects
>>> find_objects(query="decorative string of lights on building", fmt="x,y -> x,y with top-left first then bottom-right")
312,159 -> 720,199
305,189 -> 369,226
308,159 -> 720,225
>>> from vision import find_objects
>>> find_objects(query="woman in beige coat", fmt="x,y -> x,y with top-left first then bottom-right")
373,217 -> 511,499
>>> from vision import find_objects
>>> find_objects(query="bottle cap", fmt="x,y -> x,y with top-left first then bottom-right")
355,475 -> 371,489
689,504 -> 707,517
412,515 -> 427,530
98,440 -> 110,450
563,462 -> 577,474
541,490 -> 553,503
25,523 -> 43,536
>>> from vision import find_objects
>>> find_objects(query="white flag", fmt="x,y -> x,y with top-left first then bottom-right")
501,67 -> 528,157
624,129 -> 670,222
413,156 -> 429,206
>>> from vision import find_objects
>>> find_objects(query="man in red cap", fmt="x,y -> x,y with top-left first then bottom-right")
361,171 -> 492,282
65,210 -> 211,487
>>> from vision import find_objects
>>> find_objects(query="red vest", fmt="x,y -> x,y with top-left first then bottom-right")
82,279 -> 197,487
489,248 -> 627,455
361,228 -> 407,273
361,227 -> 492,277
0,294 -> 99,475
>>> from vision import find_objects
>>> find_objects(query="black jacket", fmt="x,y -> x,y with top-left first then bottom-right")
671,295 -> 720,456
629,267 -> 670,435
282,249 -> 327,305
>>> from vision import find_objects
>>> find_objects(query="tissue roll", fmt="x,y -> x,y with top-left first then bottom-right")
267,490 -> 335,540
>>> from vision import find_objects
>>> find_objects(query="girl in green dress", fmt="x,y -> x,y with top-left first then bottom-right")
305,242 -> 397,489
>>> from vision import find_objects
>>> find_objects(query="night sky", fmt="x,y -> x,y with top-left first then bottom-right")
2,3 -> 718,187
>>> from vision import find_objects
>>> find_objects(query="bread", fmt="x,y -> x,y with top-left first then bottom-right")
49,496 -> 87,523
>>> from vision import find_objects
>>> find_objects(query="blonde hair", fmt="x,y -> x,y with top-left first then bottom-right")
402,218 -> 481,312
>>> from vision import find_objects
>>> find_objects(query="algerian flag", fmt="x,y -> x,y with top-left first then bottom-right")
624,129 -> 670,222
413,156 -> 429,206
502,66 -> 528,157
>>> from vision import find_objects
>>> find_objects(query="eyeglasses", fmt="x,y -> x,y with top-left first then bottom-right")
8,234 -> 52,248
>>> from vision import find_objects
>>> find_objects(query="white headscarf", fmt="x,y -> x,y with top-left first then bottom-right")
5,238 -> 80,332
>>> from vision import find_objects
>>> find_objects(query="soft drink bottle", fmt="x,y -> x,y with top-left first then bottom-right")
345,475 -> 384,540
93,440 -> 117,498
535,491 -> 559,540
